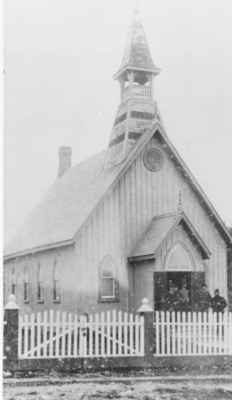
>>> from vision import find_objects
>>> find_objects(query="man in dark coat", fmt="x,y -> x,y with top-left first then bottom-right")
211,289 -> 227,313
197,284 -> 211,311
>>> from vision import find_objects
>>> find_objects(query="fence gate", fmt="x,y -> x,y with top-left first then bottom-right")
18,309 -> 144,359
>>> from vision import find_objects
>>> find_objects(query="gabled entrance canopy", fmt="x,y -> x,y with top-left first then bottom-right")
128,211 -> 211,263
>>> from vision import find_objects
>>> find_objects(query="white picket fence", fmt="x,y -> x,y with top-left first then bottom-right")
154,311 -> 232,356
18,310 -> 144,359
18,309 -> 232,360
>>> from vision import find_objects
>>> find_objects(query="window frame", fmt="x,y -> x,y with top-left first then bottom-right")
52,260 -> 61,303
98,256 -> 119,303
100,271 -> 116,300
37,263 -> 44,303
23,267 -> 30,303
11,267 -> 16,296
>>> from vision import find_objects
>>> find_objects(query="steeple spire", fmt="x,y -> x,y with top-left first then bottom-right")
114,10 -> 160,80
105,11 -> 161,168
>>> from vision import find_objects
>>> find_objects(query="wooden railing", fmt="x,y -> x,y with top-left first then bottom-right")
122,85 -> 152,101
18,310 -> 144,359
153,311 -> 232,356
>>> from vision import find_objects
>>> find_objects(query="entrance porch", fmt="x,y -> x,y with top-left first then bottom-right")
129,211 -> 215,312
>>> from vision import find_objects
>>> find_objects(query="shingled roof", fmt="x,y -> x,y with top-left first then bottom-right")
4,150 -> 121,258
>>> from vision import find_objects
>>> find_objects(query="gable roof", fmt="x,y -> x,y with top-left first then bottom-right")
4,151 -> 120,258
5,120 -> 232,260
4,121 -> 158,259
129,212 -> 211,262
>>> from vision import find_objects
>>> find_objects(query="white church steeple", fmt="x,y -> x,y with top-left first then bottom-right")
105,10 -> 161,167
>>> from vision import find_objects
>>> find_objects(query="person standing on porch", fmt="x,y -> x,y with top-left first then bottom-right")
166,284 -> 181,311
197,284 -> 211,311
179,281 -> 190,310
211,289 -> 227,313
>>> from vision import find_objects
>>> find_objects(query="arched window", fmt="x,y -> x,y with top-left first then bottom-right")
11,267 -> 16,295
165,242 -> 194,271
37,263 -> 44,303
99,256 -> 119,302
23,266 -> 30,303
53,259 -> 61,303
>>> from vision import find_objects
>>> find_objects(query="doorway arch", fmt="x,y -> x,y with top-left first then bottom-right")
165,241 -> 195,271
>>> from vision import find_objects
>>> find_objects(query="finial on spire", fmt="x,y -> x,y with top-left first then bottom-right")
134,0 -> 140,9
133,0 -> 140,21
178,190 -> 182,213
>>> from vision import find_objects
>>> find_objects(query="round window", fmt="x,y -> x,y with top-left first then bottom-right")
143,147 -> 164,172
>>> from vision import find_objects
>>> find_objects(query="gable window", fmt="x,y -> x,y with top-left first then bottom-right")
11,267 -> 16,295
53,259 -> 61,303
37,263 -> 44,303
23,267 -> 30,303
99,256 -> 119,302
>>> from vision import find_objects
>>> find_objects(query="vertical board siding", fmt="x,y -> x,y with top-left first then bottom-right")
72,135 -> 228,313
116,137 -> 227,295
5,133 -> 228,314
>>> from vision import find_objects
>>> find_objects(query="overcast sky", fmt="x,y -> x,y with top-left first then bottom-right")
5,0 -> 232,242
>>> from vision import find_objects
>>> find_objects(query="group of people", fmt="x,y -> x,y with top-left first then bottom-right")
160,280 -> 227,312
197,285 -> 227,312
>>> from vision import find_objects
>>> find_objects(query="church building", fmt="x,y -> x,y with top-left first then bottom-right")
4,13 -> 232,314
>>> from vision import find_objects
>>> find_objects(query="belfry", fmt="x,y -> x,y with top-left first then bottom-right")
105,10 -> 160,167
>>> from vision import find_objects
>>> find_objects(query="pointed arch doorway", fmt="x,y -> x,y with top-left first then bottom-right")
165,242 -> 194,271
154,242 -> 205,311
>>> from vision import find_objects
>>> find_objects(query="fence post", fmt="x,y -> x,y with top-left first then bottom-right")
4,295 -> 19,370
137,298 -> 154,359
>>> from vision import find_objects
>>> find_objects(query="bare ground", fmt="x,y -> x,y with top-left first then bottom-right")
4,380 -> 232,400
